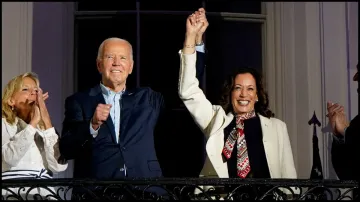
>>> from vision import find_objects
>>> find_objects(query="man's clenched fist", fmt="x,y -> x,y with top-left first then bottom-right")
91,103 -> 112,130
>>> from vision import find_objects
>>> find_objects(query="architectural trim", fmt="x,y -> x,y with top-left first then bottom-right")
264,2 -> 333,179
265,2 -> 354,179
2,2 -> 33,89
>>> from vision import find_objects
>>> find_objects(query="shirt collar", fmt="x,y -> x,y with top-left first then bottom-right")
99,82 -> 126,96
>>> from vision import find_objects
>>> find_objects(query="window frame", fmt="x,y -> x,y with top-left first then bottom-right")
73,1 -> 267,94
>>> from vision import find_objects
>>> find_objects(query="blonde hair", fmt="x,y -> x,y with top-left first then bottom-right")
2,72 -> 40,125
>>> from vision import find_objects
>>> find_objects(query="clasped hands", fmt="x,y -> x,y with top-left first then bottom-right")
30,88 -> 52,129
326,102 -> 349,137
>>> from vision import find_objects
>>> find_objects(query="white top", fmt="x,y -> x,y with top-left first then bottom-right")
2,117 -> 68,174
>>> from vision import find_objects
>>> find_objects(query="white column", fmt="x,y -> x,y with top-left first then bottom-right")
2,2 -> 33,90
265,2 -> 354,179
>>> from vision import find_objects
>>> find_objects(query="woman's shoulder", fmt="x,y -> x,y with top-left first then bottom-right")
2,117 -> 18,127
259,114 -> 287,127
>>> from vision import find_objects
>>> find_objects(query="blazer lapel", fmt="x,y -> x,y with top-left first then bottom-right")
89,85 -> 117,143
206,113 -> 234,178
259,114 -> 277,177
119,89 -> 136,144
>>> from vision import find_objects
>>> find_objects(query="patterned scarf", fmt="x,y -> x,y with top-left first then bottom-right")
222,110 -> 256,178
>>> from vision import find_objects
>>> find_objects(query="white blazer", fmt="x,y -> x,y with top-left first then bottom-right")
178,50 -> 297,179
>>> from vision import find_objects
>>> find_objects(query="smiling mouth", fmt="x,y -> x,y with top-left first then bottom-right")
237,100 -> 250,106
110,70 -> 122,73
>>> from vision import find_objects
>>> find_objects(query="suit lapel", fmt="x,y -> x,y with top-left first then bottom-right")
119,89 -> 136,143
89,85 -> 117,143
206,113 -> 233,178
259,114 -> 277,177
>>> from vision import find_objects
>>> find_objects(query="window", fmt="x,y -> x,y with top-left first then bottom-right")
75,15 -> 137,92
74,1 -> 264,178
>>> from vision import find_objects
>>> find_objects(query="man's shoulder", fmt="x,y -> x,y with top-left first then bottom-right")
129,87 -> 164,108
129,87 -> 162,97
350,114 -> 359,125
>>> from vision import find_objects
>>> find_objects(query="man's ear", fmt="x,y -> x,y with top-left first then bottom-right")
96,59 -> 102,73
129,60 -> 134,75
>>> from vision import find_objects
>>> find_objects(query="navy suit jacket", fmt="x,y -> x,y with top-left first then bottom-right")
59,51 -> 206,180
331,115 -> 359,180
60,86 -> 164,179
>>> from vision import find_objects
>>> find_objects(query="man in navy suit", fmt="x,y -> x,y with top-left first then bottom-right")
59,9 -> 208,198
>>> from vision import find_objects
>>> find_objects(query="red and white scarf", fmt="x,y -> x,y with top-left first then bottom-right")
222,110 -> 256,178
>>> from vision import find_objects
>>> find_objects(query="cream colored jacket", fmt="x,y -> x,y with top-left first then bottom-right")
178,50 -> 297,180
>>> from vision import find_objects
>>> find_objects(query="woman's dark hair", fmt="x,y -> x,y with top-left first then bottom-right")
219,67 -> 274,118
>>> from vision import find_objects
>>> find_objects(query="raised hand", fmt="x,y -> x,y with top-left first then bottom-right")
43,92 -> 49,101
327,102 -> 349,136
184,9 -> 207,54
29,103 -> 41,128
186,12 -> 203,36
195,8 -> 209,44
91,103 -> 112,130
36,88 -> 52,129
333,110 -> 349,136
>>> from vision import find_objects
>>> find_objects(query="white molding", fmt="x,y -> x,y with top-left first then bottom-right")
264,2 -> 283,120
265,2 -> 353,179
2,2 -> 33,89
320,2 -> 349,180
265,2 -> 326,179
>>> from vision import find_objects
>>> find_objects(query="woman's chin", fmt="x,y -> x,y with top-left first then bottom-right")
27,100 -> 36,105
235,106 -> 254,114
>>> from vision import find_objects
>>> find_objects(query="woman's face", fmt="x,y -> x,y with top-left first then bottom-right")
231,73 -> 258,115
8,77 -> 38,114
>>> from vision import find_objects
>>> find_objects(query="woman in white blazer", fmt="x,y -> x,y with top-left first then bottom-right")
2,72 -> 68,200
178,11 -> 297,199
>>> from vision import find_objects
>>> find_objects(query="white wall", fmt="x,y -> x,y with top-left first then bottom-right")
2,2 -> 33,90
265,2 -> 358,179
2,2 -> 75,180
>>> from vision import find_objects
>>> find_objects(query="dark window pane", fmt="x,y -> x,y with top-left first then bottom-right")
140,1 -> 203,11
76,2 -> 136,11
139,14 -> 187,109
139,14 -> 206,178
205,18 -> 263,105
155,109 -> 206,177
206,0 -> 262,14
75,16 -> 137,92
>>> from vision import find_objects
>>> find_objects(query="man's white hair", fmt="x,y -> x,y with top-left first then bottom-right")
96,37 -> 133,60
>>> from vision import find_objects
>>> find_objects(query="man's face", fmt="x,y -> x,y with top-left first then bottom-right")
96,40 -> 134,89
